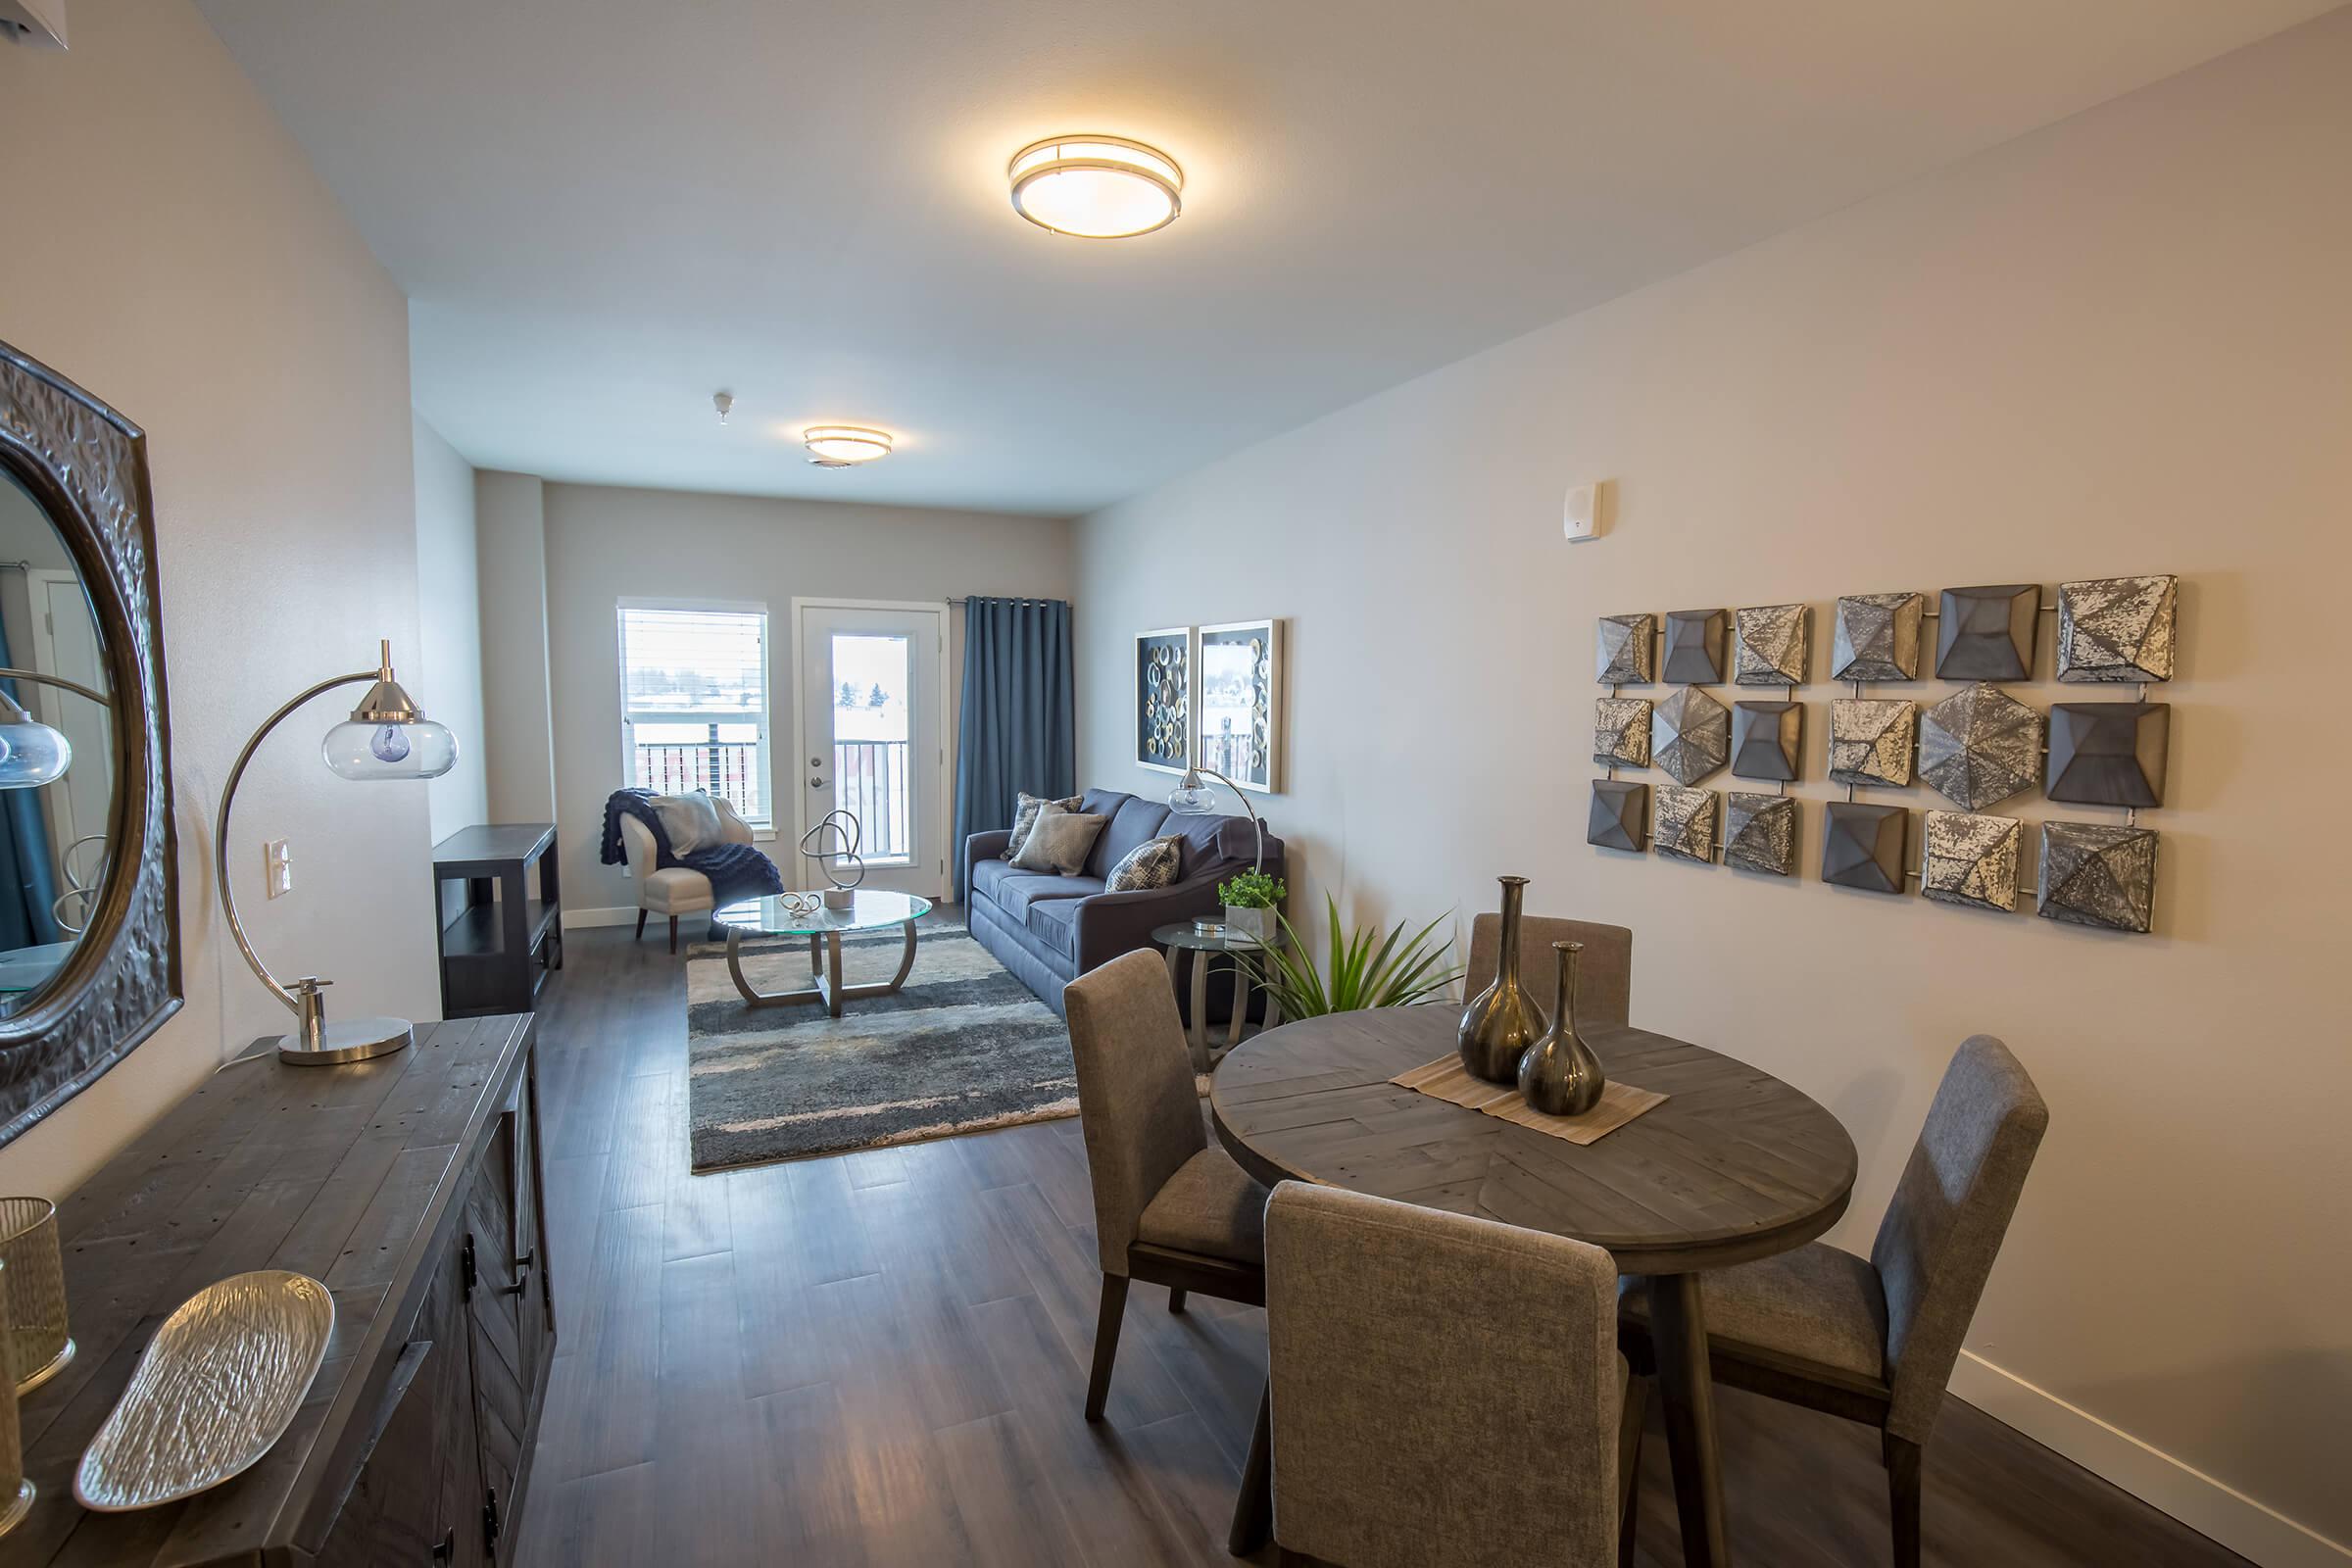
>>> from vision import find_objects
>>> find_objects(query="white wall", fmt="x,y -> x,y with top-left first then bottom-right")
475,470 -> 558,825
413,416 -> 487,843
1076,15 -> 2352,1564
540,482 -> 1071,916
0,1 -> 444,1196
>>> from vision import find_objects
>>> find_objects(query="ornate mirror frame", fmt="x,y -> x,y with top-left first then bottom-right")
0,341 -> 180,1144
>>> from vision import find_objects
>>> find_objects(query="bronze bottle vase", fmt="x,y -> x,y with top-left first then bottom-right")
1519,941 -> 1606,1116
1458,875 -> 1547,1083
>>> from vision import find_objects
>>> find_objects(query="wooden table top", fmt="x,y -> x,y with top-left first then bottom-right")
1210,1005 -> 1858,1275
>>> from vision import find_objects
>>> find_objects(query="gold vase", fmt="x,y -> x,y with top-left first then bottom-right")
1518,941 -> 1607,1115
1457,875 -> 1547,1083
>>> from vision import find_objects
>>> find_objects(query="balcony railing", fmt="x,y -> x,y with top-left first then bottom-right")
1199,729 -> 1255,783
630,733 -> 910,860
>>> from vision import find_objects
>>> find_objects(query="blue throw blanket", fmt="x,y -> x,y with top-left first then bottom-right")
600,789 -> 784,908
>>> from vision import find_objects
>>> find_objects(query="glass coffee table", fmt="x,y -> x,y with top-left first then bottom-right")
1152,921 -> 1282,1070
712,890 -> 932,1016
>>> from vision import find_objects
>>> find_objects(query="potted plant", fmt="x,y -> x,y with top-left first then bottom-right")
1249,895 -> 1461,1016
1217,869 -> 1287,942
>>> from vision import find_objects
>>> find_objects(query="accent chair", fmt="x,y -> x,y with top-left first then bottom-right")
616,793 -> 757,953
1466,910 -> 1634,1032
1617,1034 -> 2048,1567
1062,949 -> 1269,1422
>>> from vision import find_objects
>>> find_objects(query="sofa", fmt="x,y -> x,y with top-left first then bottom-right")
964,786 -> 1285,1018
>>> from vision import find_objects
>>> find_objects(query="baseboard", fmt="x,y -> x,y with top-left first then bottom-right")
562,906 -> 646,930
1950,1351 -> 2348,1567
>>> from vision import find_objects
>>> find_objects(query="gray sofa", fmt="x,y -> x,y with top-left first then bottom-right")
964,786 -> 1285,1018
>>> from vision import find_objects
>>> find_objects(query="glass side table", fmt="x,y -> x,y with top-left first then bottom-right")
1152,921 -> 1282,1071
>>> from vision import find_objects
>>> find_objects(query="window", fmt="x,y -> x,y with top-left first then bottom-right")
618,602 -> 770,824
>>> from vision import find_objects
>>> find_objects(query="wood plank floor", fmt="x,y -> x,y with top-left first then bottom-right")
515,927 -> 2246,1567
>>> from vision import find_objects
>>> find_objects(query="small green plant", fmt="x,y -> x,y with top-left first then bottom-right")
1216,869 -> 1287,908
1249,894 -> 1461,1017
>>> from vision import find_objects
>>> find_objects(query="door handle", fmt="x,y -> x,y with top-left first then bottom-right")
503,1250 -> 534,1298
809,777 -> 824,789
430,1527 -> 456,1563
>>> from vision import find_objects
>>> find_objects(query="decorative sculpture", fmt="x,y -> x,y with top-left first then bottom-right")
2056,575 -> 2177,683
1651,688 -> 1730,786
1922,810 -> 2023,912
2045,703 -> 2169,808
800,809 -> 867,909
1587,781 -> 1648,853
1829,699 -> 1919,788
1725,793 -> 1797,876
1919,683 -> 2043,811
1832,592 -> 1925,682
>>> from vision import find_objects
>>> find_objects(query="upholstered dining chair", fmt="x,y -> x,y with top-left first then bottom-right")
1617,1034 -> 2048,1567
1256,1182 -> 1643,1567
617,794 -> 757,953
1466,911 -> 1634,1032
1063,949 -> 1269,1422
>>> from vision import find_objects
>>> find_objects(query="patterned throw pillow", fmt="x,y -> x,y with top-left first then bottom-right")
1010,806 -> 1107,876
1105,835 -> 1183,893
1004,791 -> 1084,859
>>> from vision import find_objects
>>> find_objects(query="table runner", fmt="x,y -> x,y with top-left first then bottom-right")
1390,1054 -> 1666,1145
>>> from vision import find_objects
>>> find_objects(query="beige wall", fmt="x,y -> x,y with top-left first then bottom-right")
1076,15 -> 2351,1562
414,416 -> 488,844
541,482 -> 1072,916
475,470 -> 559,825
0,2 -> 444,1196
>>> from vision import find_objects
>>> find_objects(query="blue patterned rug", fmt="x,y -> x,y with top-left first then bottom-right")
683,914 -> 1078,1171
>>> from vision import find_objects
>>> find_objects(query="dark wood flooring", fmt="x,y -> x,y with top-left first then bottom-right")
514,927 -> 2246,1567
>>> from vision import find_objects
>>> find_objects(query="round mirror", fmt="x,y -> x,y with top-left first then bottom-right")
0,469 -> 117,1017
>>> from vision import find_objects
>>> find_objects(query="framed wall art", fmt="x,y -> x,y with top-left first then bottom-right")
1196,618 -> 1284,792
1135,626 -> 1193,775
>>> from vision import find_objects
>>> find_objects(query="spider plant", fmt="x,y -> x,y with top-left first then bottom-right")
1249,894 -> 1461,1017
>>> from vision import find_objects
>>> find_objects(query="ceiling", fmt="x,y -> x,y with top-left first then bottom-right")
198,0 -> 2336,517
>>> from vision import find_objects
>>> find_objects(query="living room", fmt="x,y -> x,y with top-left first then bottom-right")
0,3 -> 2346,1566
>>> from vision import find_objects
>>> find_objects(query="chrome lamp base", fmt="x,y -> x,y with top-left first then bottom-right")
276,1016 -> 415,1066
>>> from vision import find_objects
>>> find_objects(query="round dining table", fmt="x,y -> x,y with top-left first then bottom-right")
1210,1004 -> 1858,1568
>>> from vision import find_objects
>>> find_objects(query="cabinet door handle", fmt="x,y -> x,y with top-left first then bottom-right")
502,1249 -> 534,1297
430,1527 -> 456,1563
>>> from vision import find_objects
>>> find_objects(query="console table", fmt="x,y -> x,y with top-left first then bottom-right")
0,1016 -> 555,1567
434,823 -> 562,1017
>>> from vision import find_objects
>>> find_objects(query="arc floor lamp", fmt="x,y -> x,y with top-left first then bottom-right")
218,640 -> 456,1064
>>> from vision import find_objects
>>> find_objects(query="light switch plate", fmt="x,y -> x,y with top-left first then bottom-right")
264,840 -> 292,899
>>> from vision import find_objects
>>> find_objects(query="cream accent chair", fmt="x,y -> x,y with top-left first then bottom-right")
617,796 -> 757,953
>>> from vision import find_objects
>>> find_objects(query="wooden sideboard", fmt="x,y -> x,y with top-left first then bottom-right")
0,1015 -> 554,1567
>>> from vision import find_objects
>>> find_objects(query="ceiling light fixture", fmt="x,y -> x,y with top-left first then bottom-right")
803,425 -> 894,467
712,390 -> 734,425
1007,134 -> 1182,239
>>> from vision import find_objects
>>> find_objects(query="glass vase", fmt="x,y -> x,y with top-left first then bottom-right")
1457,875 -> 1547,1082
1518,941 -> 1607,1115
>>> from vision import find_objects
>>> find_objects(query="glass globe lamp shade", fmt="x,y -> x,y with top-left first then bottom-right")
1167,770 -> 1213,815
0,719 -> 70,789
322,718 -> 458,781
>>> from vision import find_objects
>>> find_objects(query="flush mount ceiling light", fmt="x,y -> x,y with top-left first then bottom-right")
1007,134 -> 1183,239
803,425 -> 894,467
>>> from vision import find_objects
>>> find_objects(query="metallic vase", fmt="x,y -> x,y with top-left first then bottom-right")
1458,875 -> 1548,1083
0,1199 -> 69,1395
1518,941 -> 1607,1116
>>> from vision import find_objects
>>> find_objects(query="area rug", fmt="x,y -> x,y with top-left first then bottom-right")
683,914 -> 1080,1171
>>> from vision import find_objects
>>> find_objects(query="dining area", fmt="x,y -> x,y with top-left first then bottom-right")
1066,880 -> 2052,1567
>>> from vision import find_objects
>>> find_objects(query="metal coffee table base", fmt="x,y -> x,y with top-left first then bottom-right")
726,921 -> 919,1017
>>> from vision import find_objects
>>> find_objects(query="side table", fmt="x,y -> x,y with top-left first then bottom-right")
1152,920 -> 1281,1071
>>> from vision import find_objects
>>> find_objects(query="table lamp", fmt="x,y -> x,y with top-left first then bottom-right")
218,640 -> 456,1064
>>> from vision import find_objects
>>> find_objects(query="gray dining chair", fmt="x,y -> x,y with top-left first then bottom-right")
1064,949 -> 1269,1422
1617,1034 -> 2048,1567
1466,912 -> 1633,1032
1256,1181 -> 1643,1567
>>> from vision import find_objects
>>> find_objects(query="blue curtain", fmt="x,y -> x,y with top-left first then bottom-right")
952,597 -> 1075,902
0,610 -> 59,952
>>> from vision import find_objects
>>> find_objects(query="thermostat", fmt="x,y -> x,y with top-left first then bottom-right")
1564,478 -> 1613,543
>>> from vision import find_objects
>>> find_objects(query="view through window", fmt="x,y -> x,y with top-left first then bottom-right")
619,604 -> 769,823
830,633 -> 912,859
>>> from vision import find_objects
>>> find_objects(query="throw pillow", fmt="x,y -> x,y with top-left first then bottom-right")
653,791 -> 723,856
1004,791 -> 1084,860
1105,834 -> 1183,893
1010,805 -> 1107,876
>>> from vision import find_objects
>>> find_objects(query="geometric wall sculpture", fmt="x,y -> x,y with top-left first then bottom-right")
2056,575 -> 2178,684
1832,591 -> 1925,682
1593,697 -> 1653,768
1725,792 -> 1798,876
1821,802 -> 1909,894
2036,821 -> 2158,933
1597,612 -> 1657,684
1919,683 -> 2044,810
1588,780 -> 1649,853
1734,603 -> 1809,686
2045,703 -> 2170,808
1935,584 -> 2040,680
1829,698 -> 1918,787
1922,809 -> 2023,912
1651,687 -> 1731,785
1653,785 -> 1719,863
1731,701 -> 1803,782
1662,609 -> 1728,684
